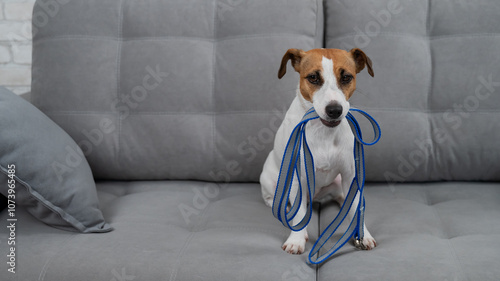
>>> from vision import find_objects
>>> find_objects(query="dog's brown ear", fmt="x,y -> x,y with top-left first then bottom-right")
350,48 -> 374,77
278,48 -> 306,79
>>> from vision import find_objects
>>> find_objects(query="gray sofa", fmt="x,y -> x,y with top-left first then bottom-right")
1,0 -> 500,280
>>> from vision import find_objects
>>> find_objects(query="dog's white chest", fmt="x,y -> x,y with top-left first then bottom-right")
305,120 -> 354,179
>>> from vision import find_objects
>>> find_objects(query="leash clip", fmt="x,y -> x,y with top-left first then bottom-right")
354,237 -> 367,250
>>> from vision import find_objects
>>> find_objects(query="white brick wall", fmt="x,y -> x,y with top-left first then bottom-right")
0,45 -> 10,63
0,0 -> 35,95
5,1 -> 33,20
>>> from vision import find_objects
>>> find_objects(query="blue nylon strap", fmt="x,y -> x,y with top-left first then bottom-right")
271,107 -> 381,264
272,108 -> 318,231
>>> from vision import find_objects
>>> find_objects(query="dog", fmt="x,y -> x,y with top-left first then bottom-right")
260,48 -> 375,254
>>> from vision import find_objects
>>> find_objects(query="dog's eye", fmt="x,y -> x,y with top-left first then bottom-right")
307,74 -> 320,85
341,74 -> 353,84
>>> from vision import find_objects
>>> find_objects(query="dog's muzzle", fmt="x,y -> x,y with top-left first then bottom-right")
320,118 -> 341,127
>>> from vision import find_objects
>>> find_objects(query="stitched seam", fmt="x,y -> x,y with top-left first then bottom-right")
43,111 -> 118,116
425,0 -> 432,111
430,203 -> 470,281
168,231 -> 195,281
37,235 -> 79,281
316,0 -> 322,49
431,33 -> 500,41
121,110 -> 285,115
447,241 -> 471,281
316,202 -> 321,280
42,111 -> 280,116
32,33 -> 315,45
328,31 -> 427,42
211,0 -> 218,178
115,0 -> 125,169
426,0 -> 432,37
41,108 -> 500,116
168,187 -> 215,281
428,116 -> 444,179
327,32 -> 500,42
108,221 -> 290,236
33,36 -> 120,45
425,184 -> 469,281
425,0 -> 434,180
339,108 -> 500,114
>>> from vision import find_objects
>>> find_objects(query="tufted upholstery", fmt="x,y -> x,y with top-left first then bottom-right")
325,0 -> 500,182
317,182 -> 500,281
31,0 -> 323,181
0,181 -> 318,280
3,0 -> 499,280
2,181 -> 499,280
32,0 -> 500,184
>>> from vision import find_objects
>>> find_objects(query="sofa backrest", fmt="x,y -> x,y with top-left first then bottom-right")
325,0 -> 500,182
31,0 -> 323,181
32,0 -> 499,183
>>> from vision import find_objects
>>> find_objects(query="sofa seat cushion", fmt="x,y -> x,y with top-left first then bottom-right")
317,182 -> 500,281
1,181 -> 498,280
0,181 -> 318,281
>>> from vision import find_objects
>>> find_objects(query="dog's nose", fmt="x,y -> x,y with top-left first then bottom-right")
325,103 -> 343,119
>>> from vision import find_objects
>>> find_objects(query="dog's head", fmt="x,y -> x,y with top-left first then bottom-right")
278,48 -> 373,127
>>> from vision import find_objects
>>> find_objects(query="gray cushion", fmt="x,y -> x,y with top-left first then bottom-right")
0,87 -> 112,233
325,0 -> 500,182
317,182 -> 500,281
1,181 -> 498,280
0,181 -> 319,281
31,0 -> 324,181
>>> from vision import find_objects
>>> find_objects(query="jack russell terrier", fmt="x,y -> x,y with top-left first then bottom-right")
260,48 -> 375,254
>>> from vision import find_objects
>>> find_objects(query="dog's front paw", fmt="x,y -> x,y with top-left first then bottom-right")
363,236 -> 377,250
355,236 -> 377,250
282,237 -> 306,254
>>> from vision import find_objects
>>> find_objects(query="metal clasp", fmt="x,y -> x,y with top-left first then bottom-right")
354,237 -> 367,250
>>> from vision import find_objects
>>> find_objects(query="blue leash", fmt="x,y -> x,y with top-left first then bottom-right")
272,107 -> 381,264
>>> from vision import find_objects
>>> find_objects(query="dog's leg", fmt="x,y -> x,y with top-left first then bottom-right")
339,173 -> 377,250
260,154 -> 279,208
282,181 -> 308,254
349,192 -> 377,250
260,176 -> 276,208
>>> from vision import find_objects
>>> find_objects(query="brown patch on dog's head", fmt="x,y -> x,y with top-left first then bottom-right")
278,48 -> 373,101
350,48 -> 374,77
278,48 -> 306,79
